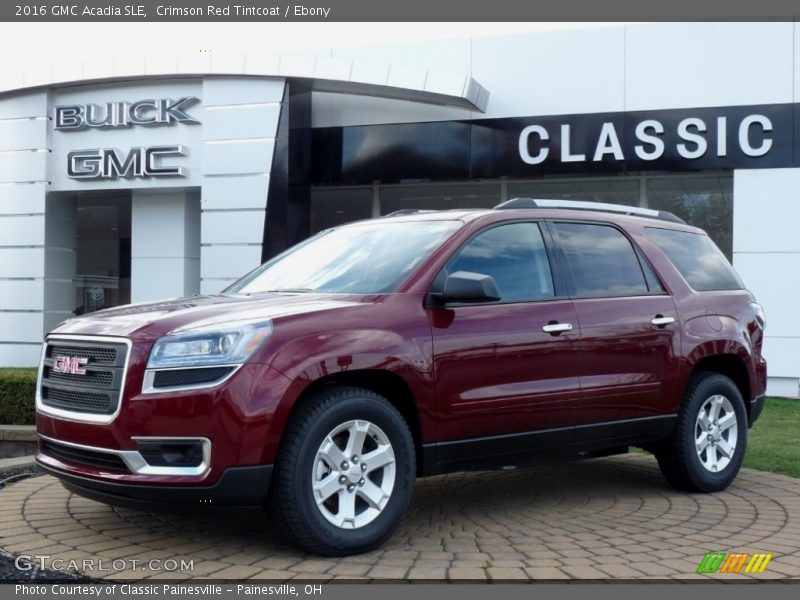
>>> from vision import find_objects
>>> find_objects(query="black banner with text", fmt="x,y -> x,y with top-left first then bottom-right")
312,103 -> 798,184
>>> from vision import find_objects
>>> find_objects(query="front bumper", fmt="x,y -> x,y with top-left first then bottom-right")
36,359 -> 293,488
38,460 -> 273,512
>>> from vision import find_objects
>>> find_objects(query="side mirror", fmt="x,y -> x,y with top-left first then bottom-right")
438,271 -> 501,304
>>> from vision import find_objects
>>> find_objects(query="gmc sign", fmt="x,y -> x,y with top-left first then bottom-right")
66,146 -> 186,180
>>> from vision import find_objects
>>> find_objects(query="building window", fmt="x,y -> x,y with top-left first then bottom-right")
310,187 -> 373,233
508,177 -> 641,206
310,173 -> 733,261
380,183 -> 501,215
645,175 -> 733,260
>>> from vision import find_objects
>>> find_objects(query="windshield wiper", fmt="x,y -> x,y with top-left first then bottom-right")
259,288 -> 315,294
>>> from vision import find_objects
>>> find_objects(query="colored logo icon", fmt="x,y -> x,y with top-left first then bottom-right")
697,552 -> 773,574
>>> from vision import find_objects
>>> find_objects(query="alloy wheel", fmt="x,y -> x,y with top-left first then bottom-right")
311,419 -> 397,529
695,394 -> 738,473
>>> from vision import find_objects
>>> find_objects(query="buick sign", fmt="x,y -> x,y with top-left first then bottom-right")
54,97 -> 200,131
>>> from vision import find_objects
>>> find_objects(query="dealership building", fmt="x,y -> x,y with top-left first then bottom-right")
0,22 -> 798,397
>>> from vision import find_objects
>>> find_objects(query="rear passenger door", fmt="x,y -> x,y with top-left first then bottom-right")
549,221 -> 680,433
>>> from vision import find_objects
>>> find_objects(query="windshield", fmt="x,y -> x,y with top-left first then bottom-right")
227,220 -> 462,295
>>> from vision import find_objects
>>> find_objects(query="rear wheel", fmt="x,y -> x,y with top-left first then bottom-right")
270,387 -> 415,556
656,372 -> 748,492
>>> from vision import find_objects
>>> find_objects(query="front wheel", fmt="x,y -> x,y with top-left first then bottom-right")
656,372 -> 748,493
270,387 -> 415,556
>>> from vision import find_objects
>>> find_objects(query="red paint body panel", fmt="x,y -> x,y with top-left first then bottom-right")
35,208 -> 767,496
430,299 -> 581,441
572,294 -> 680,424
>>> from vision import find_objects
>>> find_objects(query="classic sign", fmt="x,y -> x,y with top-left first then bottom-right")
313,103 -> 795,184
518,114 -> 774,165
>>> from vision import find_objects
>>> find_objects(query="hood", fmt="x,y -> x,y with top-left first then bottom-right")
49,293 -> 365,340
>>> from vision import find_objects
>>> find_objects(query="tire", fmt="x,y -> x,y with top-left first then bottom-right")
656,372 -> 748,493
269,386 -> 415,556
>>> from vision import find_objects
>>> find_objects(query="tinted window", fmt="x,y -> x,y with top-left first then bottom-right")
447,223 -> 554,301
646,228 -> 744,291
229,220 -> 461,294
553,223 -> 649,297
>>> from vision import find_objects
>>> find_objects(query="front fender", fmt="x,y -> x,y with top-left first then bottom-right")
261,325 -> 435,463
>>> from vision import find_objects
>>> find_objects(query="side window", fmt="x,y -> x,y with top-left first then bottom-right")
447,222 -> 555,302
553,223 -> 649,298
646,227 -> 744,291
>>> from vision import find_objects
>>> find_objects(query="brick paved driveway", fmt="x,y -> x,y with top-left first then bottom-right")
1,454 -> 799,581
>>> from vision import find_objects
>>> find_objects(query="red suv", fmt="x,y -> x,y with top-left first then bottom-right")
35,199 -> 767,556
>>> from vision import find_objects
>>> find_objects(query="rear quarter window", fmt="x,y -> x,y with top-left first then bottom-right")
646,227 -> 744,291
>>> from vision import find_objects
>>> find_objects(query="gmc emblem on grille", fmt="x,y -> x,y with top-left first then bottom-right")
53,356 -> 89,375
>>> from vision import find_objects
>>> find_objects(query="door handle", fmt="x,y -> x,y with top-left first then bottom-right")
651,315 -> 675,327
542,322 -> 573,334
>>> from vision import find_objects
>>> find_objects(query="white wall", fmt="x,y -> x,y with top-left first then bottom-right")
0,76 -> 286,366
311,22 -> 797,127
734,168 -> 800,398
0,91 -> 49,366
43,193 -> 76,334
131,189 -> 200,303
199,77 -> 285,294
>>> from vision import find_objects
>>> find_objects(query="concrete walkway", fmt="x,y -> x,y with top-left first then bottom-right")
0,454 -> 798,581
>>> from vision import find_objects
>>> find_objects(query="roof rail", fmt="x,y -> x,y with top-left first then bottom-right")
494,198 -> 686,224
382,209 -> 439,217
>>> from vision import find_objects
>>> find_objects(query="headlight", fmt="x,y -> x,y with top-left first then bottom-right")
147,319 -> 273,369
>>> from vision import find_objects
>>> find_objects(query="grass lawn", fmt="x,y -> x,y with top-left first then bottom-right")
744,397 -> 800,478
0,368 -> 37,377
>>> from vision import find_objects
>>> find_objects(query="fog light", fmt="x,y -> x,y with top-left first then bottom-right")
137,440 -> 205,467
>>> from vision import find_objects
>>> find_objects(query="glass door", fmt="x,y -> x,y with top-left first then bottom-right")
74,193 -> 131,315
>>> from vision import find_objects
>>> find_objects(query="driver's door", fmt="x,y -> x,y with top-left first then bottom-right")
429,221 -> 582,464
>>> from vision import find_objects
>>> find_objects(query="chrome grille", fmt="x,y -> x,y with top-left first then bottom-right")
42,387 -> 113,413
44,367 -> 114,387
45,344 -> 118,365
39,338 -> 128,417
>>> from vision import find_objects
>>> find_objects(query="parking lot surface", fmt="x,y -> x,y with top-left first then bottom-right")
1,454 -> 799,581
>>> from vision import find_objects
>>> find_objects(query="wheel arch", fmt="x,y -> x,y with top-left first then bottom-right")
685,349 -> 754,423
275,369 -> 425,475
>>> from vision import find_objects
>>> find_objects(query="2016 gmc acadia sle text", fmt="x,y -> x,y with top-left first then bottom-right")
35,199 -> 767,556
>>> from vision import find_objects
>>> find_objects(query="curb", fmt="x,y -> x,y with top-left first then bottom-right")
0,425 -> 36,442
0,455 -> 36,469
